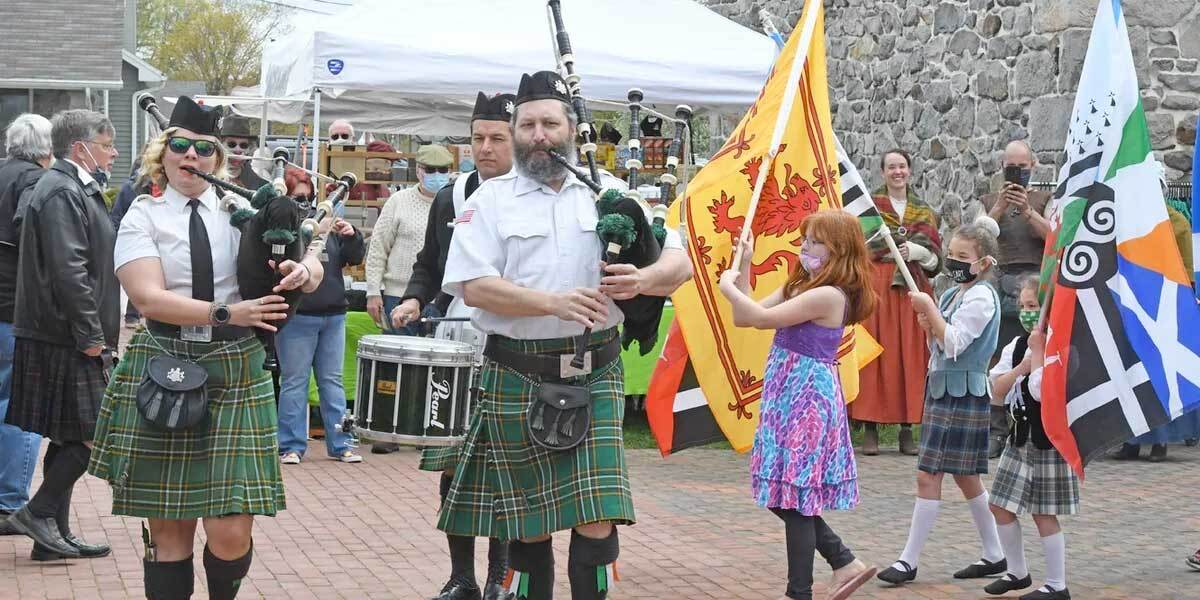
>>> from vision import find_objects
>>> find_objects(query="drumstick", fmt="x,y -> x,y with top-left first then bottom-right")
420,317 -> 472,323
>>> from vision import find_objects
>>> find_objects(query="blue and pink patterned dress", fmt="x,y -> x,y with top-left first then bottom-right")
751,319 -> 859,515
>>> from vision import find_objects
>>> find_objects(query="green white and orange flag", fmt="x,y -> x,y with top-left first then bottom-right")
664,0 -> 880,451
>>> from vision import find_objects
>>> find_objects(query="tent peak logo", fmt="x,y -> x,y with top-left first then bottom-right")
327,59 -> 345,75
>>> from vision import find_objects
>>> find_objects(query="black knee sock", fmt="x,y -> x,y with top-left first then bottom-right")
27,443 -> 89,519
145,556 -> 195,600
438,472 -> 477,583
509,538 -> 554,600
812,516 -> 855,571
204,542 -> 253,600
770,508 -> 816,600
439,471 -> 453,506
567,528 -> 620,600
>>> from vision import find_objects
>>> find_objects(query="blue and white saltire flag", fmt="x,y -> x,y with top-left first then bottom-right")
1040,0 -> 1200,476
1192,111 -> 1200,300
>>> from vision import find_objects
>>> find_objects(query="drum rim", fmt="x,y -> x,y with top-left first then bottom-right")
357,334 -> 475,366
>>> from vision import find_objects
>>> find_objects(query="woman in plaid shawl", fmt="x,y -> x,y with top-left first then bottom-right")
848,149 -> 942,455
86,96 -> 324,600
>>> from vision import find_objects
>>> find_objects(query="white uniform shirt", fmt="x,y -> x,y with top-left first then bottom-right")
930,284 -> 997,360
443,169 -> 683,339
114,183 -> 242,304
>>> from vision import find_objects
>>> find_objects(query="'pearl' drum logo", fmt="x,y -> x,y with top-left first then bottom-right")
429,379 -> 451,430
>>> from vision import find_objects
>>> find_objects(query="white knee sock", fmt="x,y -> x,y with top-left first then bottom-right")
995,521 -> 1027,578
1041,532 -> 1066,591
895,497 -> 940,569
967,491 -> 1004,562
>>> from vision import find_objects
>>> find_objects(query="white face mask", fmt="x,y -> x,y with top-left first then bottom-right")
78,142 -> 110,191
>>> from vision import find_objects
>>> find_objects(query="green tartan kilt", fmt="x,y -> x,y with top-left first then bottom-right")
436,331 -> 635,540
87,331 -> 286,519
419,444 -> 462,473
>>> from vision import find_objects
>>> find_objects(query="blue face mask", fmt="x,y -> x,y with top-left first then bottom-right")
423,172 -> 449,191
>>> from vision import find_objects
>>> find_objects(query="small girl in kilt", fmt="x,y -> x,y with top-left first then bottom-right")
983,275 -> 1077,600
719,211 -> 878,600
878,219 -> 1005,586
86,96 -> 324,600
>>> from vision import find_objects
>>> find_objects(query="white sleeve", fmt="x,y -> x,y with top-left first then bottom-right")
989,337 -> 1018,379
364,193 -> 399,297
905,241 -> 939,270
663,223 -> 684,250
113,201 -> 158,271
940,286 -> 997,359
442,193 -> 504,298
1027,366 -> 1044,402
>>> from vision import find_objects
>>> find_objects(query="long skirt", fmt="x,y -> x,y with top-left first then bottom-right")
87,331 -> 286,519
437,331 -> 635,541
849,261 -> 929,424
5,338 -> 107,442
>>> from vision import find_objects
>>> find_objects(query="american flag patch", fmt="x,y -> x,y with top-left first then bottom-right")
454,209 -> 475,225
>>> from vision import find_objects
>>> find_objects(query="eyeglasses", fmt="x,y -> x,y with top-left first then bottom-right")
225,140 -> 252,151
330,133 -> 351,141
421,165 -> 450,174
83,139 -> 116,153
167,136 -> 218,158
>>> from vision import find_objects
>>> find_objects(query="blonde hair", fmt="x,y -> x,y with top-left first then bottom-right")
139,127 -> 229,190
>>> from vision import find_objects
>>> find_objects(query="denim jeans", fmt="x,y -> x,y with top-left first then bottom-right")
382,294 -> 440,336
0,321 -> 41,510
276,313 -> 353,457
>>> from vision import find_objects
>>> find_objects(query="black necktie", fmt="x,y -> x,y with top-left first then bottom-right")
188,198 -> 215,302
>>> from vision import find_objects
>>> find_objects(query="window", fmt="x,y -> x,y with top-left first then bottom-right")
0,89 -> 32,159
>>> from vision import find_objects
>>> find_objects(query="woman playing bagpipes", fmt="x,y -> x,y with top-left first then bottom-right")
86,96 -> 324,600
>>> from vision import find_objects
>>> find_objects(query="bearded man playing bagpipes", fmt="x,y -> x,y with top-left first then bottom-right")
438,68 -> 692,600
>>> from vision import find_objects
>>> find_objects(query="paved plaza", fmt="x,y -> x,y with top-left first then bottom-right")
2,439 -> 1199,599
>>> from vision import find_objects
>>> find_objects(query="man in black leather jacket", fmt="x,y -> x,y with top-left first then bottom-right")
2,109 -> 119,560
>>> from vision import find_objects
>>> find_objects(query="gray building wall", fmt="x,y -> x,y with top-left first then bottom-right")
699,0 -> 1199,225
0,0 -> 125,86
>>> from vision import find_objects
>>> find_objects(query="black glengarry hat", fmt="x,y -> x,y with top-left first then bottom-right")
168,96 -> 223,137
472,92 -> 516,122
515,71 -> 571,106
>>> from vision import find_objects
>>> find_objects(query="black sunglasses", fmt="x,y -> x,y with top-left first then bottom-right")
168,136 -> 218,157
422,165 -> 450,174
225,140 -> 252,151
331,133 -> 351,141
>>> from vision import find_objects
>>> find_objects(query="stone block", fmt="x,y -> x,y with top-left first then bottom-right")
930,138 -> 948,160
1152,59 -> 1175,72
1000,102 -> 1024,120
948,29 -> 982,55
1164,150 -> 1193,172
1149,46 -> 1180,59
1023,34 -> 1051,52
1179,118 -> 1197,146
1033,0 -> 1093,33
1178,59 -> 1198,73
925,36 -> 949,61
1123,1 -> 1196,29
916,104 -> 942,139
1028,95 -> 1073,152
1012,6 -> 1033,36
1150,31 -> 1177,46
902,5 -> 921,27
929,80 -> 956,113
1182,19 -> 1200,60
951,71 -> 970,93
934,2 -> 966,34
980,14 -> 1002,38
1160,73 -> 1200,92
947,96 -> 977,137
1147,113 -> 1176,151
978,99 -> 1001,135
1058,29 -> 1090,91
975,60 -> 1010,100
1142,93 -> 1160,111
1015,52 -> 1057,98
987,35 -> 1024,60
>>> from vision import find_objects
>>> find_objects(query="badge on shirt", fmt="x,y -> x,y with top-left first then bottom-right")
181,325 -> 213,343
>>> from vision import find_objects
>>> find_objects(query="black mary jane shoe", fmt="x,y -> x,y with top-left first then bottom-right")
1020,585 -> 1071,600
954,557 -> 1007,579
431,576 -> 483,600
876,560 -> 917,585
984,573 -> 1033,595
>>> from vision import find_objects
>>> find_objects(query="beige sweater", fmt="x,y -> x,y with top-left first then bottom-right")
365,185 -> 435,297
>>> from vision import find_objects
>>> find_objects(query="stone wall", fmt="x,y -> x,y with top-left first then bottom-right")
699,0 -> 1200,223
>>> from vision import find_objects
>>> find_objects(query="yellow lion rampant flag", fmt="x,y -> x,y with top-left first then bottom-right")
666,1 -> 880,452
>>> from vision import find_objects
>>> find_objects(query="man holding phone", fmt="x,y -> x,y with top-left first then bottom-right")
978,140 -> 1051,458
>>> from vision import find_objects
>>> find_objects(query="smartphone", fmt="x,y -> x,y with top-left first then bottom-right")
1003,165 -> 1031,188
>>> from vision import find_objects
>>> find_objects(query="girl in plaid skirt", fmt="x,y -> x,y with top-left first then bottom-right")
983,276 -> 1077,600
878,220 -> 1005,586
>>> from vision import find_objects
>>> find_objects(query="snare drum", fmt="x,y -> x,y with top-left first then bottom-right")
351,335 -> 475,446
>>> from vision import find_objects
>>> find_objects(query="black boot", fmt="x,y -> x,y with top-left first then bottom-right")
483,538 -> 512,600
567,528 -> 620,600
145,556 -> 195,600
508,539 -> 555,600
203,542 -> 253,600
1112,443 -> 1140,460
432,472 -> 482,600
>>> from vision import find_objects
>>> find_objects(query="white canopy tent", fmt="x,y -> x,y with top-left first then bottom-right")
253,0 -> 777,142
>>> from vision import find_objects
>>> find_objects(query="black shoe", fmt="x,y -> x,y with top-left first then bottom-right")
1111,443 -> 1140,460
371,443 -> 400,455
0,510 -> 17,536
63,533 -> 111,557
6,507 -> 80,558
482,581 -> 513,600
431,576 -> 482,600
483,554 -> 512,600
984,573 -> 1033,595
1020,585 -> 1071,600
876,560 -> 917,585
1148,444 -> 1167,462
954,557 -> 1007,579
1186,438 -> 1199,447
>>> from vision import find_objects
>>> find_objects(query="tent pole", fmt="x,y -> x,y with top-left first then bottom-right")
260,100 -> 268,149
311,88 -> 322,174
